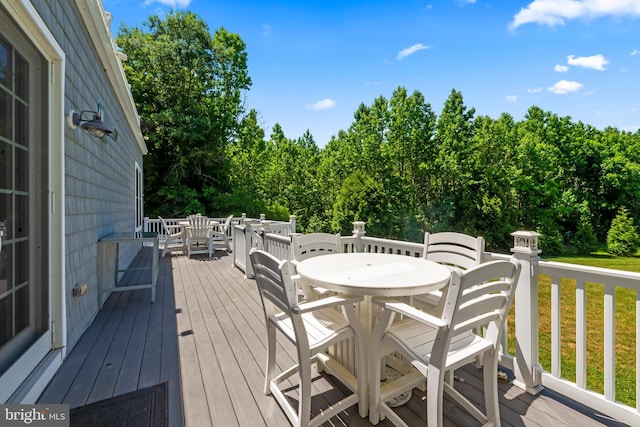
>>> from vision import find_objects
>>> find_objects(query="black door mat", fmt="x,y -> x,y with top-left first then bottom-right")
70,382 -> 168,427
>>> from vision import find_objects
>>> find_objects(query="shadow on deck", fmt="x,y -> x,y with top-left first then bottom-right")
38,247 -> 629,427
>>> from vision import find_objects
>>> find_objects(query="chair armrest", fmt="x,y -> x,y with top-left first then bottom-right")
293,294 -> 364,314
371,297 -> 447,329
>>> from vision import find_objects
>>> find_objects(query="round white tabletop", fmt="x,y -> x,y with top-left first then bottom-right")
295,252 -> 451,297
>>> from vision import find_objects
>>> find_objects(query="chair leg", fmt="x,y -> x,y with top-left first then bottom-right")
264,323 -> 277,395
483,349 -> 500,426
426,365 -> 446,427
298,351 -> 313,427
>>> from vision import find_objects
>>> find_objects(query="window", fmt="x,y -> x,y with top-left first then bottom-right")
0,5 -> 49,378
135,162 -> 143,231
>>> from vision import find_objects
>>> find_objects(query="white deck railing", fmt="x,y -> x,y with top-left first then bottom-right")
230,216 -> 297,278
144,214 -> 242,243
231,220 -> 640,425
533,259 -> 640,424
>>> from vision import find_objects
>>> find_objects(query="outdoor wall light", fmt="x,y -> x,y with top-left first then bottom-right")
67,102 -> 113,139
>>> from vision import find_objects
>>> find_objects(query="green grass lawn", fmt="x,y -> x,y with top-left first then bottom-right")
509,252 -> 640,407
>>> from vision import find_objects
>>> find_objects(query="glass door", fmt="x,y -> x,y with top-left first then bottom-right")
0,8 -> 49,383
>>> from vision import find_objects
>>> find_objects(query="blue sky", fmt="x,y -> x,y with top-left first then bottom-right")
103,0 -> 640,146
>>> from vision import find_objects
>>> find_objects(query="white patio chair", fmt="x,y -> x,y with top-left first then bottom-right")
158,216 -> 184,257
414,232 -> 485,315
290,232 -> 341,300
249,249 -> 368,426
211,214 -> 233,252
368,258 -> 521,426
186,214 -> 213,258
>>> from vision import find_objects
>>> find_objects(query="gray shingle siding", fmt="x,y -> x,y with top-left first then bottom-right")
32,0 -> 145,349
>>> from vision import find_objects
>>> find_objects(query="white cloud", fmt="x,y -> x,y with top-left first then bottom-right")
509,0 -> 640,30
528,87 -> 543,93
567,54 -> 609,70
554,64 -> 569,72
308,98 -> 336,110
548,80 -> 583,94
397,43 -> 430,60
506,95 -> 518,102
144,0 -> 192,7
631,49 -> 640,56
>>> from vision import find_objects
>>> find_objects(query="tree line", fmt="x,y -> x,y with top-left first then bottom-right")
117,11 -> 640,254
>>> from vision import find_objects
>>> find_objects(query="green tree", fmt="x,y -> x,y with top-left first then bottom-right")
426,89 -> 475,230
222,109 -> 267,216
386,87 -> 436,236
331,170 -> 385,236
606,206 -> 640,256
458,113 -> 518,250
116,11 -> 251,217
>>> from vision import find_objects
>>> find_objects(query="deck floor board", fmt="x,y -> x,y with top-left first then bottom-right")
38,246 -> 628,427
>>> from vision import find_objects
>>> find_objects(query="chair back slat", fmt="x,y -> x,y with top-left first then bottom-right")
291,233 -> 342,262
452,311 -> 500,335
426,251 -> 476,270
453,295 -> 506,332
424,232 -> 485,270
188,215 -> 211,238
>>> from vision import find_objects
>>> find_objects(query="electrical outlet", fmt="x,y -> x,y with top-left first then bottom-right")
73,283 -> 88,297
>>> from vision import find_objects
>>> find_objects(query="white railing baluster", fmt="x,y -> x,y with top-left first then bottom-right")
604,283 -> 615,401
576,279 -> 586,389
551,274 -> 561,378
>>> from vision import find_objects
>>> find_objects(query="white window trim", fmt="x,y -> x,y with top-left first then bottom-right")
135,161 -> 143,232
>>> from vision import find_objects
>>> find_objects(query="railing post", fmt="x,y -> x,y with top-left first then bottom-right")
511,230 -> 544,394
244,219 -> 256,278
289,215 -> 296,234
352,221 -> 366,252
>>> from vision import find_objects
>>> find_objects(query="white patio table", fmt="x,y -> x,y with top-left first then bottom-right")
98,231 -> 159,309
294,252 -> 451,409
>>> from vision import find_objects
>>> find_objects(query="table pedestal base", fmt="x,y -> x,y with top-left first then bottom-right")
383,365 -> 412,407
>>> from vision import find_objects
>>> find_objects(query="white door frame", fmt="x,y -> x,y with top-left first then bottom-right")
0,0 -> 65,403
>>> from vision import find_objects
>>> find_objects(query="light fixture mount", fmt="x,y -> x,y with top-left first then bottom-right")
67,103 -> 114,139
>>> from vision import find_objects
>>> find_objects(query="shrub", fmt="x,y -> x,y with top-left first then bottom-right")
573,217 -> 598,255
606,206 -> 640,256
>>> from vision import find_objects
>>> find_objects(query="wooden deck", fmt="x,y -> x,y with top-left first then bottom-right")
38,247 -> 630,426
